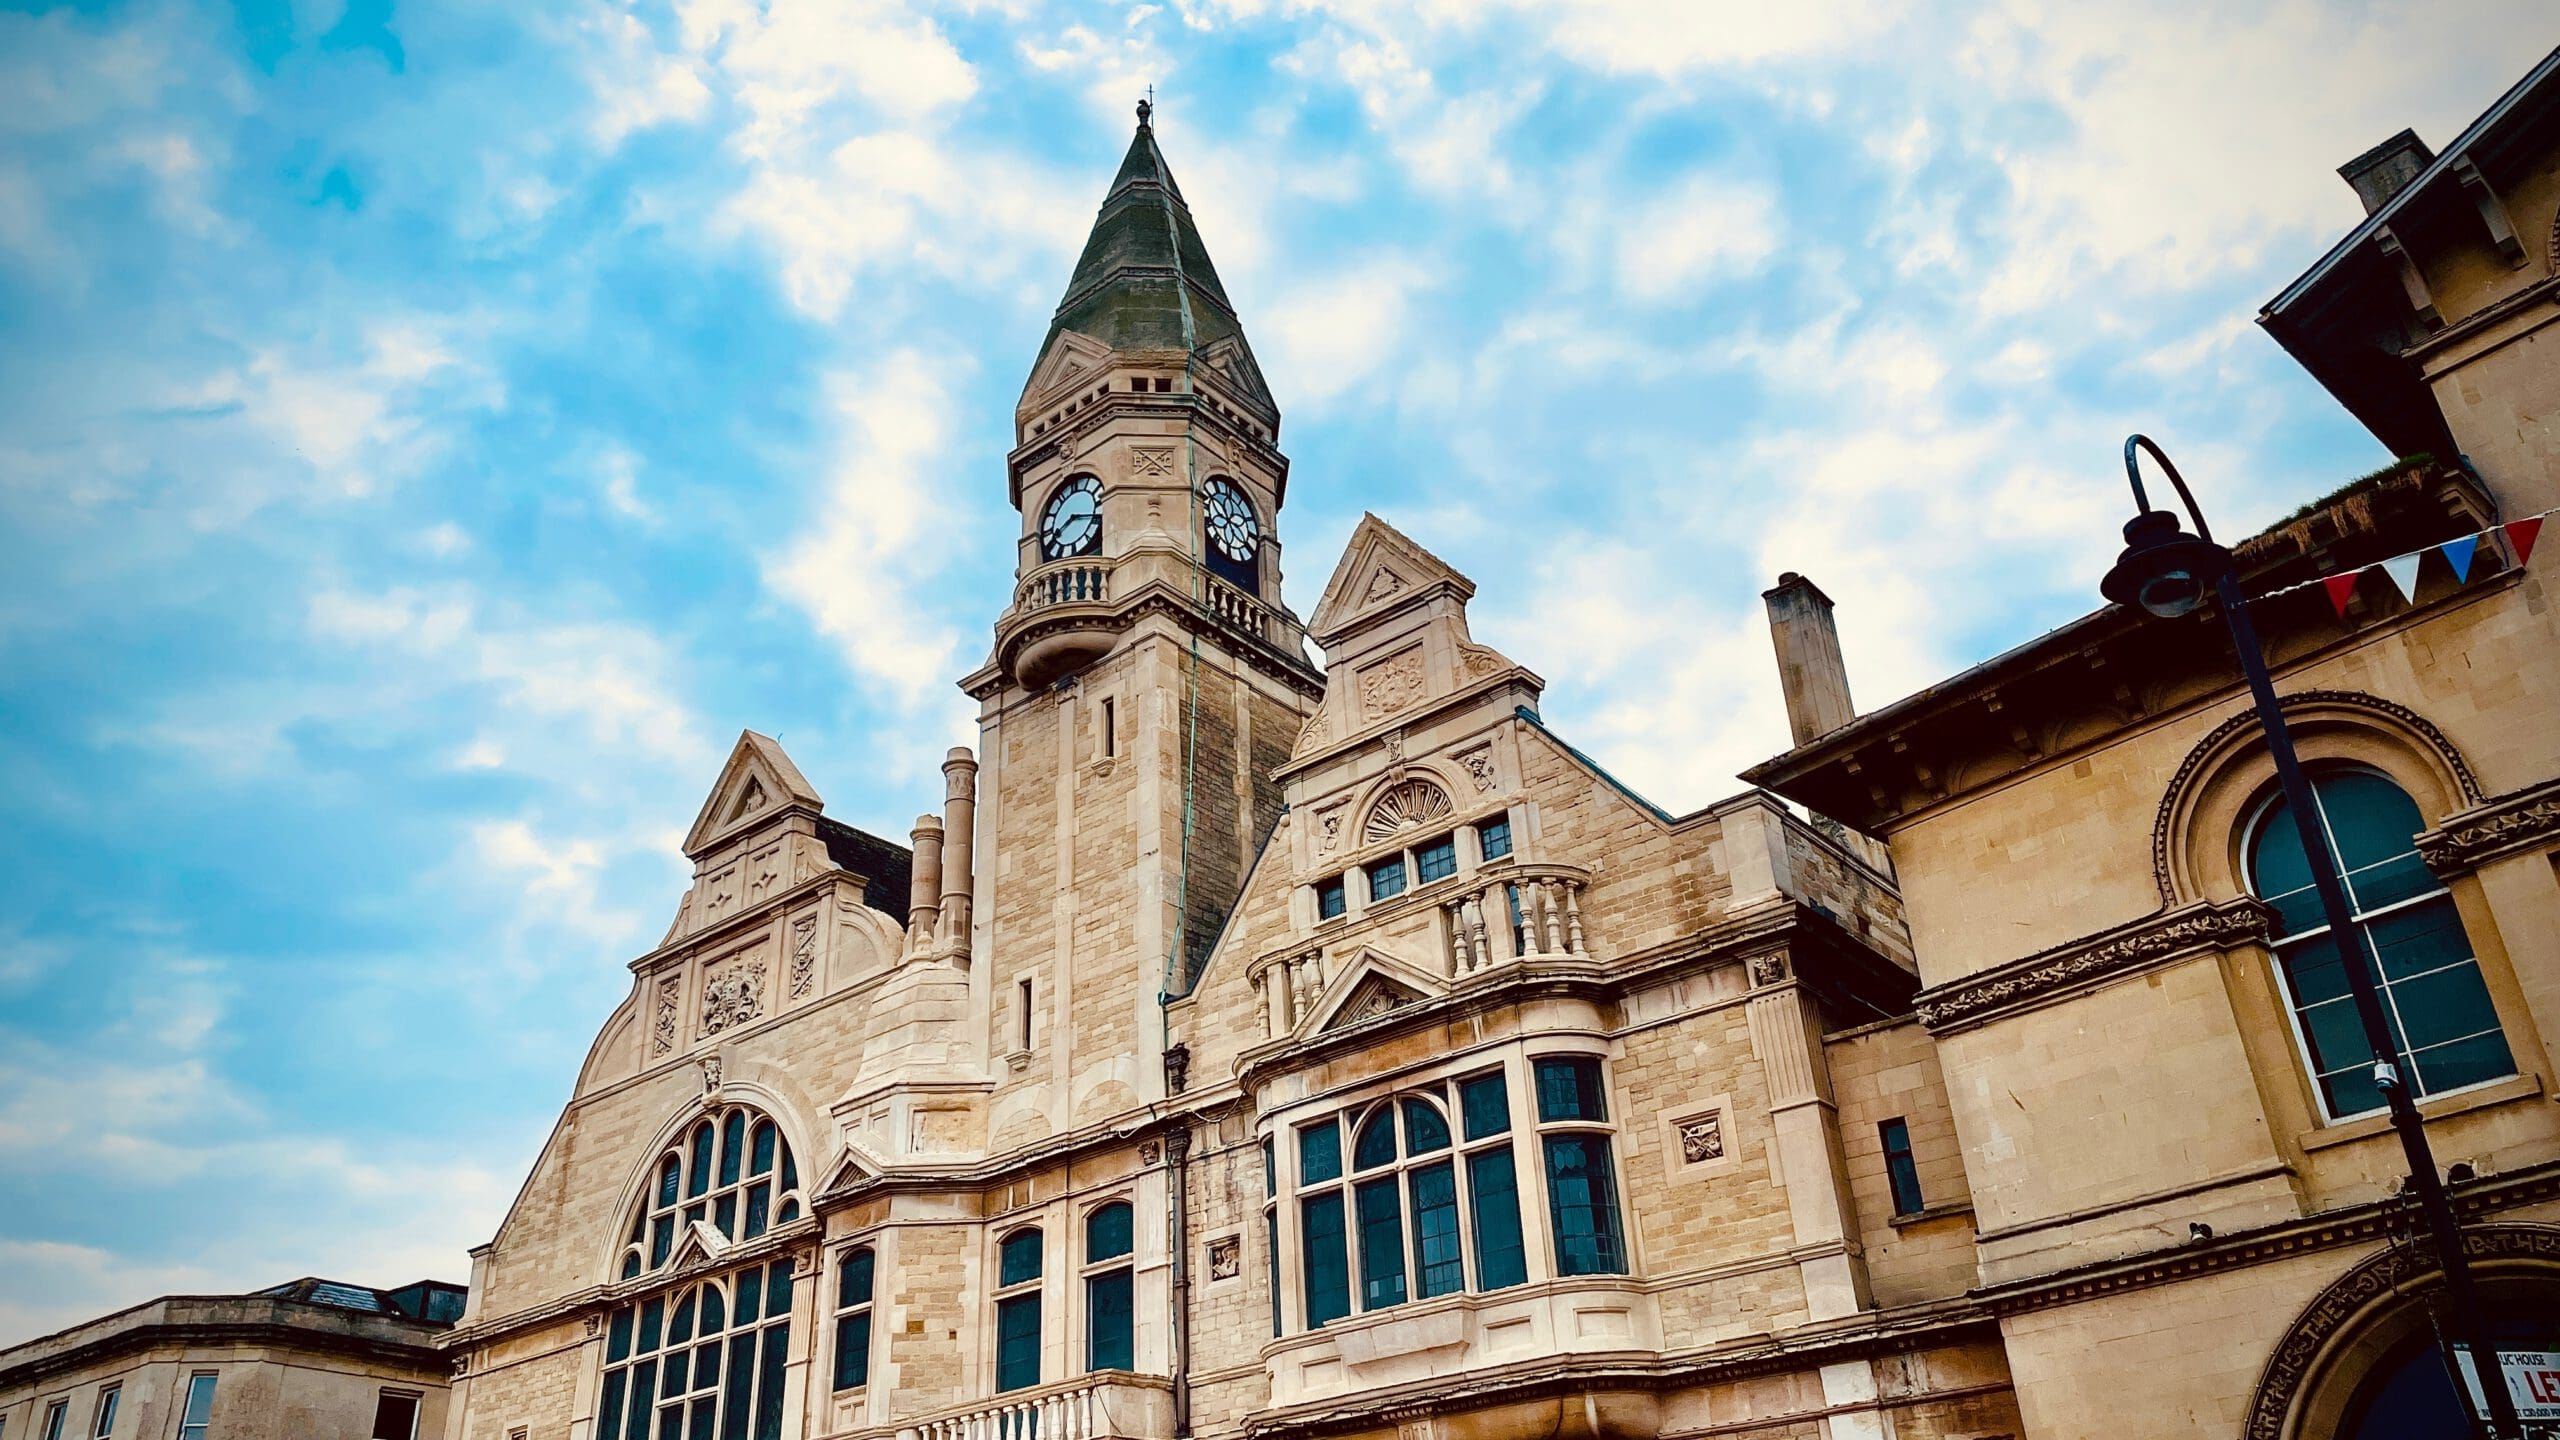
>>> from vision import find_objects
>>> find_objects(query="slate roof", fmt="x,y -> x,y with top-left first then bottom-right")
1039,107 -> 1274,414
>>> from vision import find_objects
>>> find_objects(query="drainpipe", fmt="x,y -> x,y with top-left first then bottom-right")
1165,1111 -> 1194,1438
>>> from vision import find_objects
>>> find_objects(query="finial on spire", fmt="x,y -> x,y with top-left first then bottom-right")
1137,87 -> 1153,129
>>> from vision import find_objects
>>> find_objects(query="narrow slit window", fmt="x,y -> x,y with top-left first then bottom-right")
1881,1118 -> 1925,1216
1100,697 -> 1116,757
1018,976 -> 1035,1052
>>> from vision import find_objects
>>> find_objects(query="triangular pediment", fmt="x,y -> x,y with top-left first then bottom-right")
1310,514 -> 1477,646
816,1137 -> 887,1196
1019,329 -> 1115,416
682,731 -> 824,858
1302,947 -> 1448,1038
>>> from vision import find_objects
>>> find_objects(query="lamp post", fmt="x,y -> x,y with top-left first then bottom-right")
2101,435 -> 2520,1439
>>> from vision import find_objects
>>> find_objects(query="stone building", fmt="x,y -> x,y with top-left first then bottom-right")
0,1277 -> 463,1440
1746,48 -> 2560,1440
435,104 -> 2019,1440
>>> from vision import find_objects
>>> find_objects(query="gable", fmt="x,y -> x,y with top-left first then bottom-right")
682,731 -> 825,858
1323,973 -> 1427,1032
1019,329 -> 1116,415
1310,513 -> 1478,645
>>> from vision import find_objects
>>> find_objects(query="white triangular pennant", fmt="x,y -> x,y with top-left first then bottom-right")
2379,552 -> 2422,601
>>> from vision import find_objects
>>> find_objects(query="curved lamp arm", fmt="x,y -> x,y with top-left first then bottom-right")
2123,434 -> 2216,546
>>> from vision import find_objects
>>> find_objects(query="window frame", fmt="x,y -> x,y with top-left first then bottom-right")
831,1244 -> 877,1393
1308,808 -> 1513,926
1081,1199 -> 1137,1374
89,1386 -> 118,1440
177,1375 -> 217,1440
39,1402 -> 65,1440
595,1260 -> 797,1440
993,1226 -> 1046,1393
367,1389 -> 420,1440
2240,763 -> 2515,1123
620,1104 -> 806,1280
1879,1118 -> 1925,1217
1531,1055 -> 1629,1277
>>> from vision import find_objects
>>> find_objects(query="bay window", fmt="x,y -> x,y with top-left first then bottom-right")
1084,1202 -> 1134,1371
995,1228 -> 1044,1391
831,1247 -> 875,1392
1534,1056 -> 1627,1275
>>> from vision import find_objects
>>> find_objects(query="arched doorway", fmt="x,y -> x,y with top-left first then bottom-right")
2246,1225 -> 2560,1439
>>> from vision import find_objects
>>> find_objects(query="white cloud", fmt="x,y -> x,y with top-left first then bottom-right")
1260,254 -> 1433,407
585,7 -> 712,148
1613,176 -> 1781,300
763,352 -> 973,717
469,817 -> 642,943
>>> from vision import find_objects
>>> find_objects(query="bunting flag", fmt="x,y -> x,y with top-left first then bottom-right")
2379,552 -> 2423,601
2252,502 -> 2556,614
2440,534 -> 2478,582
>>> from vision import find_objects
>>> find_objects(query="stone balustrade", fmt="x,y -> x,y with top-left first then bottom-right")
1017,560 -> 1112,612
1204,578 -> 1270,641
1253,949 -> 1328,1038
898,1374 -> 1171,1440
1446,868 -> 1588,976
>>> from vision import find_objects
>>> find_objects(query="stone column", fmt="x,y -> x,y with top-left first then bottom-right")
940,747 -> 978,963
909,814 -> 944,960
1743,953 -> 1871,1322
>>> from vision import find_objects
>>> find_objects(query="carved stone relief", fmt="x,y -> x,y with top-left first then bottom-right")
1357,647 -> 1428,723
1131,446 -> 1177,477
1454,744 -> 1497,793
1747,954 -> 1789,988
1364,568 -> 1407,603
1316,804 -> 1346,852
698,1055 -> 722,1094
789,914 -> 818,999
1365,777 -> 1454,844
701,956 -> 766,1036
1207,1236 -> 1242,1282
652,975 -> 681,1056
747,843 -> 782,904
702,864 -> 741,924
1677,1111 -> 1725,1164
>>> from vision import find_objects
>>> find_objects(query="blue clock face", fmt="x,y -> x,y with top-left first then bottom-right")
1204,478 -> 1259,562
1040,476 -> 1102,560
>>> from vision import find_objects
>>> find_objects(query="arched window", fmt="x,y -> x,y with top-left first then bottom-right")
597,1261 -> 796,1440
994,1228 -> 1044,1392
1292,1089 -> 1515,1330
620,1105 -> 804,1280
831,1247 -> 875,1393
1083,1202 -> 1134,1372
2246,766 -> 2513,1121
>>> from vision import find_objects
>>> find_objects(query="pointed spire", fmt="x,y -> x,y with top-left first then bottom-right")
1037,102 -> 1274,413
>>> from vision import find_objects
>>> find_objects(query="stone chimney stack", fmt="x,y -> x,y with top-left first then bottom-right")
2339,128 -> 2434,215
906,814 -> 943,958
938,748 -> 978,962
1763,572 -> 1857,747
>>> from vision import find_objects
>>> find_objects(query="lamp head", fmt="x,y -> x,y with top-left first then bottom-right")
2101,509 -> 2230,619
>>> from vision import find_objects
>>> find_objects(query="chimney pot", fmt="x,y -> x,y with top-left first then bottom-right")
2338,128 -> 2434,216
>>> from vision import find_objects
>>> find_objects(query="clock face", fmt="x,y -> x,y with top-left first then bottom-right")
1203,478 -> 1260,563
1039,476 -> 1102,560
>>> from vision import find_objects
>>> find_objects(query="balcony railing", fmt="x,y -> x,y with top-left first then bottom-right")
1446,868 -> 1589,976
1204,578 -> 1271,642
1017,560 -> 1111,613
899,1375 -> 1171,1440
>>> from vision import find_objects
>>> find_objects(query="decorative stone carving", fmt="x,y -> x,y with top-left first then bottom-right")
1357,647 -> 1428,723
1365,777 -> 1454,844
652,975 -> 680,1056
584,1314 -> 603,1338
698,1055 -> 722,1093
1207,1235 -> 1241,1282
701,957 -> 766,1035
1316,804 -> 1345,852
789,914 -> 818,999
702,863 -> 741,923
1163,1041 -> 1192,1096
1454,744 -> 1496,793
1916,900 -> 2270,1033
1130,446 -> 1177,477
1677,1111 -> 1725,1164
747,843 -> 781,903
1747,954 -> 1789,988
1457,641 -> 1505,681
2244,1224 -> 2560,1440
1330,974 -> 1424,1028
1364,568 -> 1406,603
2416,778 -> 2560,874
1140,1140 -> 1162,1165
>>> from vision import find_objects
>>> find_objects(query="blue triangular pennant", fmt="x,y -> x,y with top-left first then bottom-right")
2440,534 -> 2478,583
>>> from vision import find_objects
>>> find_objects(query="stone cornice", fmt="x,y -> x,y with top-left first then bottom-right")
1974,1158 -> 2560,1320
969,586 -> 1323,702
1914,899 -> 2270,1035
2417,775 -> 2560,874
0,1300 -> 448,1391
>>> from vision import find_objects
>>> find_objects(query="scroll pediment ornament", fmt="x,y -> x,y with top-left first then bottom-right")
1299,946 -> 1448,1038
1328,974 -> 1426,1030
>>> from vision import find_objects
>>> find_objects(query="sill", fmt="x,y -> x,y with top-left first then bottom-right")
1888,1200 -> 1973,1230
2297,1072 -> 2544,1153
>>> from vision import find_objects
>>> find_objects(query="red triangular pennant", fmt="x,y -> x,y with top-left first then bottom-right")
2323,571 -> 2361,618
2506,515 -> 2543,567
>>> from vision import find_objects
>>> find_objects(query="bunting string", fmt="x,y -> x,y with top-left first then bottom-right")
2249,505 -> 2551,618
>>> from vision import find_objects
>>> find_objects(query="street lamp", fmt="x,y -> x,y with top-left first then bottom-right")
2103,435 -> 2521,1439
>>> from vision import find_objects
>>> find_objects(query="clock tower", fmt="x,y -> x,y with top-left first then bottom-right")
961,102 -> 1323,1149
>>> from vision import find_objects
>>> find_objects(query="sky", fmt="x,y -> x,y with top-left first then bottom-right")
0,0 -> 2548,1345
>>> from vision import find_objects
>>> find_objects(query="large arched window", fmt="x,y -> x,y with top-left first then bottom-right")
1294,1088 -> 1523,1330
621,1105 -> 804,1279
2246,766 -> 2513,1121
598,1260 -> 796,1440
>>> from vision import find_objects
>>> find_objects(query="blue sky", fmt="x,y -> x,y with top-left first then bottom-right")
0,0 -> 2545,1342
